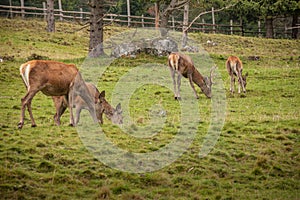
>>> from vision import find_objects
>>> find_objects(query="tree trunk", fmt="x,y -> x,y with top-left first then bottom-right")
265,16 -> 274,38
89,0 -> 104,57
159,0 -> 189,37
182,3 -> 189,47
160,12 -> 169,37
46,0 -> 55,32
291,14 -> 299,39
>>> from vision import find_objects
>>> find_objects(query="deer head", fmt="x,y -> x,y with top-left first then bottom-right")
240,72 -> 248,89
99,91 -> 123,125
202,65 -> 217,98
112,103 -> 123,125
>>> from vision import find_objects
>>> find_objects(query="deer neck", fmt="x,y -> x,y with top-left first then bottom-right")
192,69 -> 211,98
102,102 -> 114,119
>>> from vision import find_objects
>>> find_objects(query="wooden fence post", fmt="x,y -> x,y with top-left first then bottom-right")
258,20 -> 261,37
58,0 -> 63,21
202,18 -> 205,33
9,0 -> 13,18
80,8 -> 83,22
172,16 -> 175,31
155,2 -> 159,29
127,0 -> 131,27
285,23 -> 288,38
212,7 -> 215,33
20,0 -> 25,19
230,19 -> 233,35
142,14 -> 144,27
43,2 -> 46,21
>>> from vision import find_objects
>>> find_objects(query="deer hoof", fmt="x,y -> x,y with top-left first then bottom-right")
240,93 -> 246,98
69,123 -> 75,127
17,122 -> 23,129
31,124 -> 37,127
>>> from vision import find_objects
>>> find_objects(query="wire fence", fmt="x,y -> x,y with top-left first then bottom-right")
0,4 -> 297,39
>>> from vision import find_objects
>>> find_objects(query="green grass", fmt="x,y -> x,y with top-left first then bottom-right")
0,18 -> 299,200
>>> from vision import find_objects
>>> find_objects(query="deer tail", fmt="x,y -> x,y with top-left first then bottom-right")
20,63 -> 31,89
168,53 -> 180,71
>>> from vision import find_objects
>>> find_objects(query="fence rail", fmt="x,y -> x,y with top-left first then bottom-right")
0,4 -> 295,38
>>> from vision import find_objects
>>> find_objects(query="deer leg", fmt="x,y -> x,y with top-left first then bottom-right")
81,95 -> 97,123
230,75 -> 235,94
75,106 -> 82,125
237,73 -> 241,93
73,73 -> 98,123
52,97 -> 67,126
18,90 -> 38,129
53,112 -> 60,126
54,105 -> 67,126
176,73 -> 182,100
237,73 -> 246,93
18,95 -> 29,129
188,74 -> 199,99
169,68 -> 178,99
27,99 -> 36,127
57,104 -> 67,126
68,92 -> 75,127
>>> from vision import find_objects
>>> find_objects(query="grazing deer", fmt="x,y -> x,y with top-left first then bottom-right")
53,83 -> 123,125
18,60 -> 98,129
168,52 -> 216,100
225,56 -> 248,94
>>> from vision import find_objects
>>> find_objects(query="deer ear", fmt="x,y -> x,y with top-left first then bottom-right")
99,90 -> 105,98
116,103 -> 122,112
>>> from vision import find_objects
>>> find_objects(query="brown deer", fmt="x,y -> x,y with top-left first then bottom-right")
168,52 -> 216,100
18,60 -> 98,129
52,83 -> 123,125
225,56 -> 248,94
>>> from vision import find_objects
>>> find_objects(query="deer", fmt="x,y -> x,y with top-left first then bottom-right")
18,60 -> 98,129
168,52 -> 216,100
225,56 -> 248,94
52,82 -> 123,125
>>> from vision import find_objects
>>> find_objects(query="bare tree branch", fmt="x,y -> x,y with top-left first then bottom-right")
184,3 -> 236,32
164,0 -> 190,14
73,14 -> 120,33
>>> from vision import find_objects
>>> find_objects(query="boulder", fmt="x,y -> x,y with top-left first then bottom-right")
111,38 -> 178,58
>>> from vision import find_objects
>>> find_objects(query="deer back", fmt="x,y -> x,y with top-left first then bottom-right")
74,82 -> 100,109
168,52 -> 196,78
20,60 -> 78,96
226,56 -> 243,76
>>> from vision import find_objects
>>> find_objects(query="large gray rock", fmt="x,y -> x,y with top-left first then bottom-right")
151,38 -> 178,56
111,38 -> 178,58
111,42 -> 140,58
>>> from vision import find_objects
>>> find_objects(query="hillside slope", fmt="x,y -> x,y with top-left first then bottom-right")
0,18 -> 299,200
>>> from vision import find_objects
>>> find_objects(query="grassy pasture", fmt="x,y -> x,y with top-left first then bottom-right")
0,18 -> 299,200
